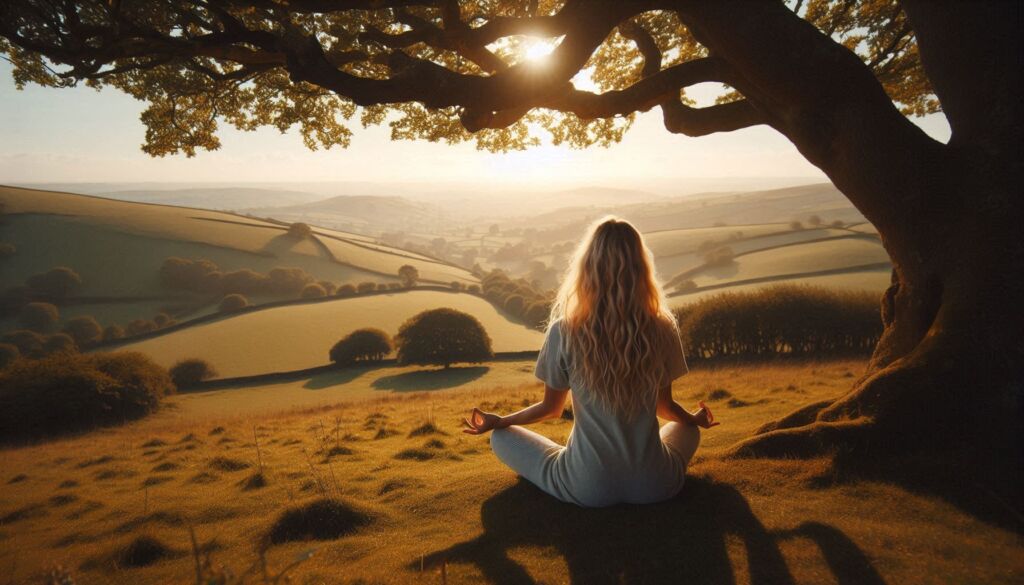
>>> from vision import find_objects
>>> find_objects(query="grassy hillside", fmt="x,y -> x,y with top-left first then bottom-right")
1,359 -> 1019,585
113,290 -> 543,379
0,186 -> 478,332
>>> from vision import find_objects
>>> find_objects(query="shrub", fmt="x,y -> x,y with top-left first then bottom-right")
702,246 -> 735,267
288,222 -> 313,239
125,319 -> 158,336
266,267 -> 314,294
27,267 -> 82,300
170,358 -> 218,389
789,221 -> 804,230
43,333 -> 77,355
2,330 -> 45,357
329,328 -> 392,365
356,282 -> 376,293
221,269 -> 268,294
63,316 -> 103,346
300,283 -> 327,299
831,220 -> 845,228
0,242 -> 14,258
336,283 -> 357,297
450,281 -> 464,291
0,351 -> 174,441
504,294 -> 525,314
395,308 -> 493,369
18,302 -> 59,333
0,343 -> 19,369
467,284 -> 481,294
672,284 -> 881,361
398,264 -> 419,288
387,282 -> 402,290
219,293 -> 249,312
102,325 -> 125,342
808,215 -> 823,227
319,281 -> 337,296
159,257 -> 220,292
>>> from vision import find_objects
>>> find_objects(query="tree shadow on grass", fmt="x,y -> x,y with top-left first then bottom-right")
302,364 -> 382,390
371,366 -> 489,392
421,477 -> 885,585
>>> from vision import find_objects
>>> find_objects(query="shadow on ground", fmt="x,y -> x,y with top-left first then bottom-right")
302,365 -> 380,390
421,477 -> 886,585
372,366 -> 489,392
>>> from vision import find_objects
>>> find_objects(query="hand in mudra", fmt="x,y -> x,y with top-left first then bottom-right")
692,401 -> 720,429
462,407 -> 502,435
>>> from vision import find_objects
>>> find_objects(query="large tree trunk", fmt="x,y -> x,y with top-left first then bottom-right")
674,1 -> 1024,460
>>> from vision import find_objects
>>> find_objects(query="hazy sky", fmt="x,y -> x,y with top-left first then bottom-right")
0,61 -> 951,188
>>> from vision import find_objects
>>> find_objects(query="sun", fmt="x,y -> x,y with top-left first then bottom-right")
523,39 -> 558,62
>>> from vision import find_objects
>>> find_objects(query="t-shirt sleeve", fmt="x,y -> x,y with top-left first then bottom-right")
535,319 -> 570,390
663,330 -> 689,386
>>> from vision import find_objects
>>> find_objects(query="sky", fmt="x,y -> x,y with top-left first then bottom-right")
0,60 -> 952,191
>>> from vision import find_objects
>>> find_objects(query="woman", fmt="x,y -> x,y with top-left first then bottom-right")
463,216 -> 718,508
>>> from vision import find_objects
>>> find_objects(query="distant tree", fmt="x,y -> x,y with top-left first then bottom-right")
808,215 -> 823,227
488,225 -> 500,236
336,284 -> 357,297
19,302 -> 59,332
221,269 -> 268,294
831,220 -> 846,228
504,294 -> 525,315
676,279 -> 698,292
169,358 -> 218,388
0,343 -> 18,369
703,246 -> 736,267
789,221 -> 804,230
63,315 -> 103,346
524,302 -> 551,328
467,284 -> 481,294
102,324 -> 125,342
27,267 -> 81,300
318,281 -> 337,296
125,319 -> 157,337
450,281 -> 464,291
398,264 -> 419,288
301,283 -> 327,299
287,222 -> 313,239
356,282 -> 376,294
329,328 -> 392,365
0,242 -> 14,259
266,267 -> 314,294
43,332 -> 77,355
1,330 -> 45,358
387,282 -> 403,290
153,312 -> 174,328
219,293 -> 249,312
396,308 -> 493,369
159,257 -> 221,292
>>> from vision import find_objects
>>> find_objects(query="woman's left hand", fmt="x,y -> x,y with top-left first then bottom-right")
462,407 -> 503,435
691,401 -> 720,429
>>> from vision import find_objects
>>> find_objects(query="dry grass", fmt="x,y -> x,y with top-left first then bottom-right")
0,358 -> 1020,584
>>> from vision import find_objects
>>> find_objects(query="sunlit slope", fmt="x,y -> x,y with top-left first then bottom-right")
666,269 -> 891,309
114,290 -> 543,378
0,185 -> 476,287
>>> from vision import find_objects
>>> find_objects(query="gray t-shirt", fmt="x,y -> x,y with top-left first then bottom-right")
532,317 -> 689,506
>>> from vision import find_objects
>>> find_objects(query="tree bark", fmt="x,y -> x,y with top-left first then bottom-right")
673,0 -> 1024,459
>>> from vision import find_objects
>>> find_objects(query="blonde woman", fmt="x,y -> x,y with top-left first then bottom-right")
463,216 -> 718,508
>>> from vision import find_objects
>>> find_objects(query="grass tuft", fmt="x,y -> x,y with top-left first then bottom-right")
208,456 -> 250,472
266,497 -> 374,544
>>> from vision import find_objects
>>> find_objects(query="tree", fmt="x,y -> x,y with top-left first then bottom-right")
3,2 -> 1019,462
396,308 -> 493,369
288,222 -> 313,239
329,328 -> 393,365
300,283 -> 327,299
219,293 -> 249,313
43,332 -> 77,355
102,325 -> 125,342
63,315 -> 103,347
808,215 -> 823,227
356,282 -> 377,294
169,358 -> 218,389
336,283 -> 357,297
18,302 -> 58,333
398,264 -> 420,288
26,267 -> 81,300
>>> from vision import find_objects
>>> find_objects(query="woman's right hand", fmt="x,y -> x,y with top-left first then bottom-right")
691,401 -> 720,429
462,407 -> 503,435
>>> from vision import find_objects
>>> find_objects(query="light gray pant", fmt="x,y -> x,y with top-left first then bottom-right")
490,423 -> 701,504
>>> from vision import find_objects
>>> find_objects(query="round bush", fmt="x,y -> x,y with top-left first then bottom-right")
18,302 -> 59,333
125,319 -> 157,336
300,283 -> 327,299
356,282 -> 376,293
63,315 -> 103,346
219,293 -> 249,312
43,333 -> 78,355
467,284 -> 481,294
0,351 -> 173,441
398,264 -> 419,288
319,281 -> 337,296
387,282 -> 402,290
330,328 -> 392,365
450,281 -> 464,291
170,358 -> 219,389
26,267 -> 82,300
336,283 -> 357,297
503,294 -> 525,315
0,343 -> 19,370
395,308 -> 493,369
288,222 -> 313,238
1,330 -> 46,357
102,325 -> 125,342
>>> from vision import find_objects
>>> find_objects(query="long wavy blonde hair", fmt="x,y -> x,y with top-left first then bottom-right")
548,216 -> 679,420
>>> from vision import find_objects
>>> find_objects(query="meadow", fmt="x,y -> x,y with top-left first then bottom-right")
3,358 -> 1020,584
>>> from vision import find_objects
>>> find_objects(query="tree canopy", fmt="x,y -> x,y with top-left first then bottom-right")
0,0 -> 934,157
